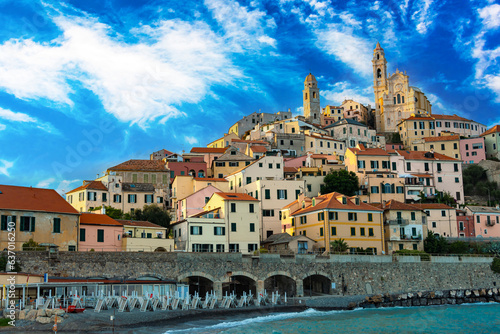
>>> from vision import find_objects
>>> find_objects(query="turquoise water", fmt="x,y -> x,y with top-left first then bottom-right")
161,303 -> 500,334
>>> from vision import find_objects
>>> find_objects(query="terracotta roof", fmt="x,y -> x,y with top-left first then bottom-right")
194,178 -> 228,182
224,157 -> 262,177
411,174 -> 433,178
348,147 -> 390,156
311,154 -> 337,159
67,181 -> 107,194
215,192 -> 259,201
188,207 -> 221,218
480,125 -> 500,137
290,192 -> 382,216
431,114 -> 471,122
0,185 -> 79,215
373,200 -> 422,211
423,135 -> 460,142
401,116 -> 433,122
122,183 -> 155,192
284,167 -> 298,173
108,159 -> 166,172
80,213 -> 123,226
190,147 -> 227,153
177,185 -> 222,202
216,150 -> 254,161
115,219 -> 164,228
395,150 -> 458,161
305,133 -> 342,141
250,146 -> 268,153
412,203 -> 454,210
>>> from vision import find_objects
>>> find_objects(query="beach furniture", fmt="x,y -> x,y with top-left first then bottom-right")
171,297 -> 180,310
161,296 -> 172,310
118,297 -> 131,312
208,297 -> 218,309
94,298 -> 109,312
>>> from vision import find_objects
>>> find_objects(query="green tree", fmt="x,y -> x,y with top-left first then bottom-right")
330,238 -> 349,253
491,257 -> 500,274
0,255 -> 21,272
448,241 -> 469,254
22,239 -> 45,251
321,169 -> 359,196
104,206 -> 124,219
136,205 -> 172,230
391,133 -> 402,144
424,231 -> 449,254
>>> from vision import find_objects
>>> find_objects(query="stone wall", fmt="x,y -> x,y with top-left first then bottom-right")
11,251 -> 500,298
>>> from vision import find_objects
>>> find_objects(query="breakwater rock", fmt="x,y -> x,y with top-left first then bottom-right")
359,288 -> 500,308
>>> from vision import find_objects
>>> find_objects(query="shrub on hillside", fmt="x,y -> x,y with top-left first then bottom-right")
491,257 -> 500,274
394,249 -> 430,261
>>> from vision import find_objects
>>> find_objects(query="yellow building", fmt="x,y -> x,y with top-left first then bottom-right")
398,114 -> 437,149
212,147 -> 255,178
414,135 -> 461,159
117,219 -> 173,252
372,43 -> 432,133
282,192 -> 384,253
207,133 -> 239,148
0,185 -> 79,251
344,145 -> 405,204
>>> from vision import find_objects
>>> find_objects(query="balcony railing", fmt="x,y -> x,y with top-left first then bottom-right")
386,219 -> 409,226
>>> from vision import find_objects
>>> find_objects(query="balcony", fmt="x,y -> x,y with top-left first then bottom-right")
386,219 -> 409,226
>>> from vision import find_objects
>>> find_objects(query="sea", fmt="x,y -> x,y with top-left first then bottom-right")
155,303 -> 500,334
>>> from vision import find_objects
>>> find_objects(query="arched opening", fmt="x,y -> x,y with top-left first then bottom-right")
189,169 -> 196,176
197,170 -> 205,178
305,93 -> 308,100
377,53 -> 380,60
222,275 -> 256,297
264,275 -> 296,297
180,276 -> 214,296
303,275 -> 332,296
312,92 -> 316,98
397,94 -> 401,104
377,69 -> 382,78
154,247 -> 166,252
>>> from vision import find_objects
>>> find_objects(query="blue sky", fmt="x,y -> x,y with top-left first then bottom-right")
0,0 -> 499,194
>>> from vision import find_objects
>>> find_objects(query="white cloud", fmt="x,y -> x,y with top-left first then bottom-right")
411,0 -> 438,35
55,179 -> 80,195
0,124 -> 5,131
257,35 -> 277,48
321,81 -> 373,106
204,0 -> 277,52
0,9 -> 244,126
314,27 -> 373,76
427,93 -> 446,111
0,159 -> 14,177
36,178 -> 56,188
184,136 -> 198,145
0,107 -> 59,134
478,4 -> 500,29
484,74 -> 500,103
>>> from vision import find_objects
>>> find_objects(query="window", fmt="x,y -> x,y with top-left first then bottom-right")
277,189 -> 288,200
215,162 -> 225,167
157,197 -> 164,204
432,222 -> 437,228
265,189 -> 271,199
249,203 -> 254,213
250,223 -> 255,232
128,194 -> 137,203
370,160 -> 379,169
438,177 -> 442,183
454,143 -> 458,149
20,216 -> 35,232
87,192 -> 97,201
190,226 -> 203,235
348,212 -> 357,221
406,162 -> 411,171
151,174 -> 157,184
80,228 -> 86,242
319,227 -> 324,237
368,228 -> 374,236
300,216 -> 307,224
360,228 -> 365,236
144,174 -> 149,183
102,193 -> 107,202
368,213 -> 373,222
437,163 -> 442,172
269,163 -> 273,169
424,163 -> 429,171
231,223 -> 237,232
454,163 -> 459,172
396,186 -> 404,193
262,210 -> 275,217
350,227 -> 356,236
329,212 -> 338,220
145,194 -> 153,203
255,190 -> 258,200
231,203 -> 236,212
214,227 -> 225,235
392,162 -> 397,170
147,233 -> 152,238
229,162 -> 239,167
455,177 -> 459,183
132,174 -> 137,182
97,229 -> 104,242
318,212 -> 325,221
370,186 -> 379,194
441,210 -> 446,217
331,226 -> 337,236
382,161 -> 389,169
216,244 -> 225,252
53,218 -> 61,233
114,194 -> 122,203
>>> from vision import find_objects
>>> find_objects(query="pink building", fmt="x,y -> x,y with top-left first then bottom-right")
176,185 -> 223,221
460,137 -> 486,164
166,161 -> 207,181
386,143 -> 404,151
188,147 -> 227,173
79,213 -> 123,251
465,206 -> 500,238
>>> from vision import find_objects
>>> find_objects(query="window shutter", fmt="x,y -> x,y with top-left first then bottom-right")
277,190 -> 280,199
30,217 -> 35,232
1,215 -> 6,230
145,194 -> 148,203
214,226 -> 217,235
222,227 -> 225,235
199,226 -> 203,235
190,226 -> 194,235
285,190 -> 287,200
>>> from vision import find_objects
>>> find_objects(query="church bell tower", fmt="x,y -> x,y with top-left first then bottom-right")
372,42 -> 388,132
303,73 -> 320,123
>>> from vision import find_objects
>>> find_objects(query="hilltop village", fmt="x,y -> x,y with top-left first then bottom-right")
2,43 -> 500,257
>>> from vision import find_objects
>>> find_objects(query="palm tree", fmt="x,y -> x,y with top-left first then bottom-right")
330,238 -> 349,253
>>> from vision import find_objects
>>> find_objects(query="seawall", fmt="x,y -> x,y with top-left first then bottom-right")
11,251 -> 500,298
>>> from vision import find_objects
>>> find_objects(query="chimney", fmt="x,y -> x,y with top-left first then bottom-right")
382,200 -> 387,209
101,206 -> 106,215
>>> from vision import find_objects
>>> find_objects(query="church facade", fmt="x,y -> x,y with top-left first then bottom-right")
372,43 -> 432,133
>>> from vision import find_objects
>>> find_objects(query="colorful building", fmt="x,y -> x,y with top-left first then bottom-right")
79,213 -> 123,252
480,125 -> 500,160
0,185 -> 79,251
464,205 -> 500,238
117,219 -> 172,252
412,203 -> 457,237
460,137 -> 486,164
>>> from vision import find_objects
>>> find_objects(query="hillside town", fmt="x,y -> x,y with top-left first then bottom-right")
2,43 -> 500,258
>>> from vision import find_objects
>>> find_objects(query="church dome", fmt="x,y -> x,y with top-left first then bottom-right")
304,73 -> 317,83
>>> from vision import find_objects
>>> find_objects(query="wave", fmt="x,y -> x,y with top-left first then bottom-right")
162,308 -> 346,333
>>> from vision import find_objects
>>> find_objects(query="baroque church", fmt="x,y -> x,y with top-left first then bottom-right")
372,42 -> 432,133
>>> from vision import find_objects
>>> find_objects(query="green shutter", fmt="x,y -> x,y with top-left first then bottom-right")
0,215 -> 6,230
80,228 -> 86,242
